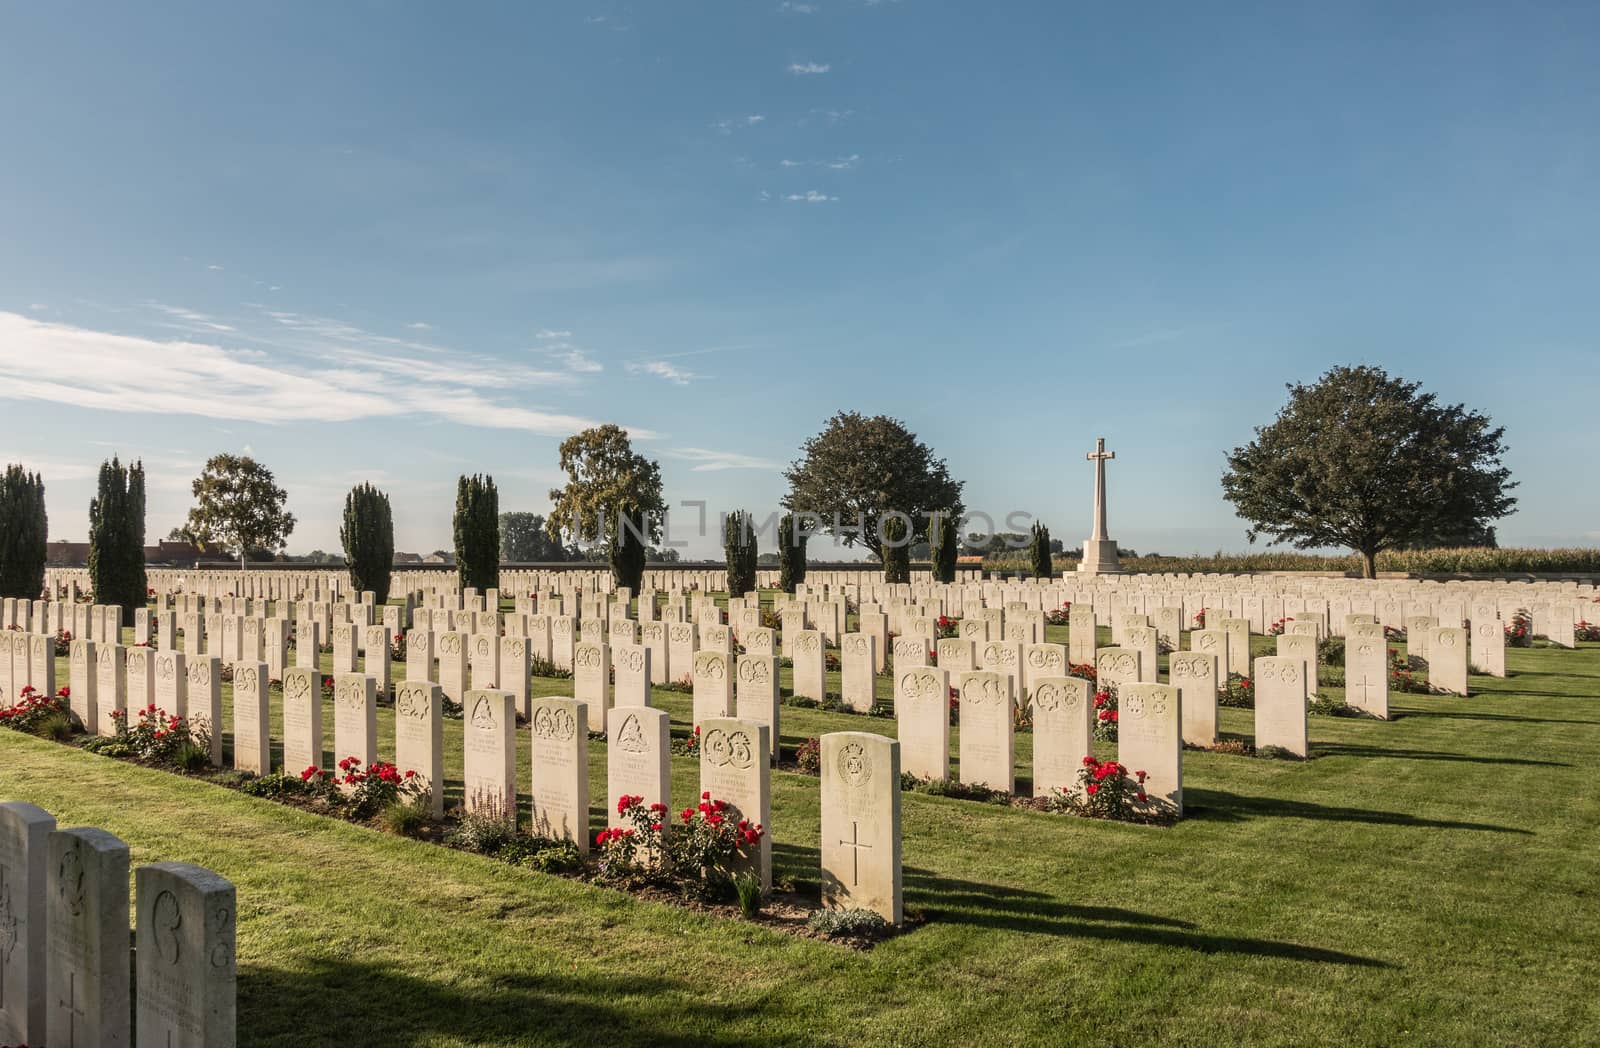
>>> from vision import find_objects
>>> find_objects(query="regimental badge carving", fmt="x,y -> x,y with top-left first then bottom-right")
837,741 -> 871,788
532,704 -> 576,740
694,652 -> 726,679
898,669 -> 941,703
155,654 -> 175,680
737,659 -> 770,684
58,844 -> 85,918
397,685 -> 429,719
97,646 -> 113,668
440,633 -> 462,656
1437,631 -> 1458,649
703,727 -> 755,769
616,713 -> 647,753
796,633 -> 820,653
0,864 -> 17,963
210,905 -> 234,969
286,672 -> 311,702
236,666 -> 258,692
339,680 -> 365,710
474,637 -> 492,658
190,660 -> 212,686
152,889 -> 182,965
619,650 -> 644,673
575,645 -> 602,670
961,675 -> 1005,706
846,637 -> 867,656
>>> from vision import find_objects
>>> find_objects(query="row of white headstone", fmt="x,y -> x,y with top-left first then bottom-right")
0,801 -> 236,1048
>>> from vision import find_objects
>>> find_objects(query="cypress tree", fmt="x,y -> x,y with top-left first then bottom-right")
777,512 -> 808,593
882,515 -> 911,584
341,483 -> 395,604
1029,521 -> 1053,580
0,464 -> 47,600
930,512 -> 958,583
723,510 -> 757,597
611,510 -> 647,593
453,474 -> 500,592
88,457 -> 147,622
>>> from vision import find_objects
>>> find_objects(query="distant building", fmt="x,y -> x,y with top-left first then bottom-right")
394,552 -> 424,565
46,541 -> 90,567
145,541 -> 204,565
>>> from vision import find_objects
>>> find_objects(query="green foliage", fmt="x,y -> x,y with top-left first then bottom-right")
0,464 -> 47,599
777,512 -> 808,593
378,796 -> 432,838
88,457 -> 147,623
1028,521 -> 1053,580
881,516 -> 911,584
734,872 -> 764,919
929,512 -> 958,583
341,483 -> 395,603
547,425 -> 665,591
1222,365 -> 1516,578
445,806 -> 519,854
724,510 -> 758,597
500,511 -> 573,562
806,908 -> 889,939
184,454 -> 296,563
453,474 -> 500,592
783,411 -> 964,559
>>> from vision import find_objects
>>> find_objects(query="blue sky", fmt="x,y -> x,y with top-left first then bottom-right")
2,1 -> 1597,558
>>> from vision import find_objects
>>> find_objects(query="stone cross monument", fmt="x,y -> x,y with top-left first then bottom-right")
1078,437 -> 1123,574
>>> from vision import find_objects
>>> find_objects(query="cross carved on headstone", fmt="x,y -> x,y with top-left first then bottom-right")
839,820 -> 871,887
59,969 -> 86,1047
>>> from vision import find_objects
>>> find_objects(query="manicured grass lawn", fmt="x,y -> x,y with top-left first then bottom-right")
5,629 -> 1600,1045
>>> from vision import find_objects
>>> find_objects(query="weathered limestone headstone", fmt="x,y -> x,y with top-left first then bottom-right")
612,642 -> 652,709
734,655 -> 780,762
1095,647 -> 1141,692
1221,617 -> 1251,679
1067,604 -> 1097,665
467,632 -> 498,692
820,732 -> 902,925
1168,651 -> 1218,747
463,689 -> 517,821
550,616 -> 576,671
333,673 -> 378,768
294,619 -> 319,670
895,665 -> 950,780
1124,625 -> 1160,683
1254,656 -> 1308,757
1345,622 -> 1389,718
404,628 -> 434,682
436,631 -> 469,706
607,707 -> 670,831
640,621 -> 669,685
47,826 -> 130,1048
93,642 -> 125,737
573,641 -> 612,729
281,667 -> 324,774
957,670 -> 1014,793
1029,676 -> 1092,799
393,680 -> 445,817
699,717 -> 772,891
126,645 -> 155,716
1021,641 -> 1067,698
187,654 -> 225,765
528,696 -> 589,850
935,637 -> 975,678
232,661 -> 271,774
1471,618 -> 1506,678
134,862 -> 237,1048
1190,628 -> 1231,682
789,629 -> 826,701
28,633 -> 54,700
0,631 -> 13,705
69,638 -> 99,735
331,620 -> 358,674
666,622 -> 696,686
363,625 -> 391,696
1276,633 -> 1318,691
1430,626 -> 1469,696
840,633 -> 877,713
0,801 -> 55,1046
692,649 -> 733,725
153,649 -> 187,720
498,634 -> 531,718
1118,682 -> 1183,816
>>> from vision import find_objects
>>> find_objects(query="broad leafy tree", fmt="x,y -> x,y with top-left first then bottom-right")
500,511 -> 571,562
341,483 -> 395,603
184,454 -> 296,566
88,457 -> 147,620
547,425 -> 665,592
0,464 -> 48,599
453,474 -> 500,592
1222,365 -> 1516,578
783,412 -> 964,560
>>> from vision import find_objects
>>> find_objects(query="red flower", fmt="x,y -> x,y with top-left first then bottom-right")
1085,783 -> 1099,796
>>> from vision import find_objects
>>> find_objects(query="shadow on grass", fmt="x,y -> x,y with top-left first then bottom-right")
771,844 -> 1391,968
241,956 -> 772,1047
1311,742 -> 1571,767
1392,708 -> 1600,726
1183,788 -> 1532,835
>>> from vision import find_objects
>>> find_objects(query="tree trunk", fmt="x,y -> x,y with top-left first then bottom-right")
1361,548 -> 1377,579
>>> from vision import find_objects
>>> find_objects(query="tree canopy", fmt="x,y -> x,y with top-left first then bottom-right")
1221,365 -> 1516,578
88,457 -> 147,619
783,411 -> 964,560
183,454 -> 295,565
0,465 -> 47,599
547,425 -> 665,590
341,483 -> 394,603
500,512 -> 573,562
453,474 -> 500,591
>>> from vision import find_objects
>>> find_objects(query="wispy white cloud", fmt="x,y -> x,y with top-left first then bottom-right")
626,360 -> 697,385
206,264 -> 224,271
785,190 -> 837,203
0,311 -> 652,438
407,321 -> 432,330
779,159 -> 801,168
552,348 -> 603,374
27,303 -> 48,312
150,302 -> 236,333
778,1 -> 819,12
826,154 -> 861,169
788,62 -> 831,75
803,108 -> 855,125
665,447 -> 782,472
536,329 -> 573,340
713,115 -> 768,135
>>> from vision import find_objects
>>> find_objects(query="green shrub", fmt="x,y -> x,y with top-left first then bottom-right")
379,796 -> 432,838
806,907 -> 889,939
445,806 -> 519,855
734,872 -> 764,919
901,773 -> 1010,805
